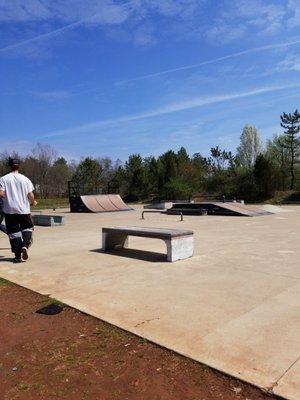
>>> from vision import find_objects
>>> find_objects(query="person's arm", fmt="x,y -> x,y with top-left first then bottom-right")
27,179 -> 37,207
28,192 -> 38,207
0,179 -> 5,198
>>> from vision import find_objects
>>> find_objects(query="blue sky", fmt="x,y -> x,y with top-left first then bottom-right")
1,0 -> 300,161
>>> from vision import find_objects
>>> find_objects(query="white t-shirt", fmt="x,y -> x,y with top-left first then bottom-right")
0,173 -> 34,214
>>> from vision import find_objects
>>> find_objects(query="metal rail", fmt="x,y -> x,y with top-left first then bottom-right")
142,210 -> 184,221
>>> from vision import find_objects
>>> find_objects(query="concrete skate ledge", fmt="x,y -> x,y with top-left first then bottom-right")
32,214 -> 65,226
102,226 -> 194,262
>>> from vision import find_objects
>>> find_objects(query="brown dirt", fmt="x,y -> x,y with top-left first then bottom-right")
0,279 -> 281,400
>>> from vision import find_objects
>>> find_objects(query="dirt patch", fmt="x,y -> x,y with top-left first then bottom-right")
0,282 -> 280,400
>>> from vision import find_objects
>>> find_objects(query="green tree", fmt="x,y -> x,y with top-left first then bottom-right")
280,110 -> 300,190
144,157 -> 159,197
177,147 -> 189,166
72,157 -> 102,194
112,165 -> 126,195
124,154 -> 146,201
159,150 -> 178,183
210,146 -> 233,171
266,135 -> 290,190
234,168 -> 257,202
162,177 -> 194,200
50,157 -> 72,197
254,154 -> 275,199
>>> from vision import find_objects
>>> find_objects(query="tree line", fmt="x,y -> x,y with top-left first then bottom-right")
1,110 -> 299,202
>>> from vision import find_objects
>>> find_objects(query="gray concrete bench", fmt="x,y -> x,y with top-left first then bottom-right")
102,226 -> 194,262
32,215 -> 64,226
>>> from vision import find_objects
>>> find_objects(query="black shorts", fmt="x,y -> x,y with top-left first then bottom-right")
4,214 -> 34,235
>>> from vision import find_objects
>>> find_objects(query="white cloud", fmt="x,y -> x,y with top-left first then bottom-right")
133,24 -> 156,45
277,53 -> 300,72
0,0 -> 298,54
143,0 -> 202,18
205,23 -> 246,43
0,0 -> 204,24
0,20 -> 84,53
206,0 -> 291,43
116,39 -> 300,84
0,0 -> 129,23
0,0 -> 50,22
41,83 -> 300,138
31,90 -> 71,100
288,0 -> 300,27
235,0 -> 285,29
0,0 -> 206,53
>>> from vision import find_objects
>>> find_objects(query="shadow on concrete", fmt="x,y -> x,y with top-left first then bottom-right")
0,257 -> 14,262
90,248 -> 166,263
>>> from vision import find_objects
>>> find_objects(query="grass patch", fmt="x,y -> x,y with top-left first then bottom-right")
19,383 -> 29,391
41,297 -> 65,307
269,190 -> 300,204
0,277 -> 10,286
32,197 -> 69,210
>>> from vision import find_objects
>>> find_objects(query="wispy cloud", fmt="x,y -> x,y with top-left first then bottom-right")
0,0 -> 204,54
277,53 -> 300,72
0,20 -> 84,54
41,83 -> 300,138
1,0 -> 299,56
0,0 -> 129,23
205,24 -> 245,44
116,39 -> 300,84
206,0 -> 286,42
0,0 -> 134,54
31,90 -> 71,100
288,0 -> 300,27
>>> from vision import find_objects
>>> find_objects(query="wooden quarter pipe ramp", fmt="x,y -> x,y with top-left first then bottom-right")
70,195 -> 132,213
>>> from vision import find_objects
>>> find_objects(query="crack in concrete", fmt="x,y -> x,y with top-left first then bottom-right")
134,317 -> 160,328
267,354 -> 300,393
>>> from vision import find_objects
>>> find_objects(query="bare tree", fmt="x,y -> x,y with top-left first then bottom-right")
30,143 -> 57,197
48,157 -> 72,197
0,151 -> 22,176
237,125 -> 263,168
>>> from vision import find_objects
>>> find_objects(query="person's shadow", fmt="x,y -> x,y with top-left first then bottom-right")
0,257 -> 14,262
0,247 -> 13,263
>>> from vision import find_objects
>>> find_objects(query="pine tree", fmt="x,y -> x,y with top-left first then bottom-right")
280,110 -> 300,190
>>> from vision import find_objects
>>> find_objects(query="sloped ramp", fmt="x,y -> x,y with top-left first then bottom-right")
168,202 -> 273,217
70,195 -> 132,213
211,202 -> 272,217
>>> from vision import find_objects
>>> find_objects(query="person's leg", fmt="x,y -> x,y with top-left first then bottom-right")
4,214 -> 22,262
19,214 -> 34,260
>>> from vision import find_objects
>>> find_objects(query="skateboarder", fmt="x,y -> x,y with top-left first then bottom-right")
0,158 -> 37,262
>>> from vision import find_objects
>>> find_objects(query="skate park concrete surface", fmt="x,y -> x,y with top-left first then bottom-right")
0,205 -> 299,399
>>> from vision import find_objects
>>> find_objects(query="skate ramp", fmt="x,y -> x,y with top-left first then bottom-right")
70,194 -> 132,213
168,202 -> 273,217
212,202 -> 272,217
261,204 -> 291,213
